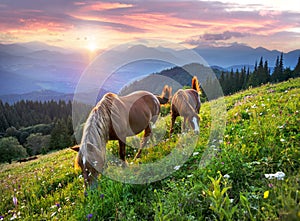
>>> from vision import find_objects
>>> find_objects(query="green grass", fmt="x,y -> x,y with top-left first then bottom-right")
1,78 -> 299,220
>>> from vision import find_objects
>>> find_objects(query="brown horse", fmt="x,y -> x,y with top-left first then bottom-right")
71,90 -> 161,187
156,85 -> 172,104
170,76 -> 201,136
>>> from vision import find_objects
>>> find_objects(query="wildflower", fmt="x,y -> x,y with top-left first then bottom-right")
100,194 -> 104,199
193,152 -> 199,156
10,213 -> 17,220
12,196 -> 18,207
87,214 -> 93,221
224,174 -> 230,179
0,216 -> 4,220
229,198 -> 234,203
221,162 -> 224,165
187,174 -> 193,178
174,165 -> 181,170
56,203 -> 60,208
268,183 -> 274,188
280,138 -> 285,142
51,212 -> 57,217
263,190 -> 269,199
264,171 -> 285,180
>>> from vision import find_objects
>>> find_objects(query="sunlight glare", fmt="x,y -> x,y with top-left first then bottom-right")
87,42 -> 98,52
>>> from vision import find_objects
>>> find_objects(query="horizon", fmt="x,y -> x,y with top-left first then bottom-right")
1,40 -> 300,54
0,0 -> 300,53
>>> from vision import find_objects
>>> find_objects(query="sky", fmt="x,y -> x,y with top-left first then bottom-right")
0,0 -> 299,52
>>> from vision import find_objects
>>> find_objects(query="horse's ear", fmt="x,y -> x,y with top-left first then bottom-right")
70,145 -> 80,152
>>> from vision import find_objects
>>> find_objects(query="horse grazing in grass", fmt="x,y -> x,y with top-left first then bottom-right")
156,85 -> 172,104
170,76 -> 201,136
71,90 -> 161,187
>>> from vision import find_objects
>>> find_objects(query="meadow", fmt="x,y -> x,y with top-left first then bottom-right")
0,78 -> 299,220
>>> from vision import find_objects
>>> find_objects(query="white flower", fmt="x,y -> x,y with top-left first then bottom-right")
174,165 -> 181,170
280,138 -> 285,142
264,171 -> 285,180
193,152 -> 199,156
10,213 -> 17,220
224,174 -> 230,179
187,174 -> 193,178
229,198 -> 234,203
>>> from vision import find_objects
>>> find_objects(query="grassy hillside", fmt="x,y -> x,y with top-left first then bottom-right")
0,78 -> 299,220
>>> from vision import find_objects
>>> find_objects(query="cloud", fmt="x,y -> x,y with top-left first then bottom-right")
184,31 -> 250,46
202,31 -> 248,41
0,0 -> 299,51
0,33 -> 19,43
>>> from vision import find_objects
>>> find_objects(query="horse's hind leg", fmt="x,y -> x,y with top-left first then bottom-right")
134,125 -> 152,160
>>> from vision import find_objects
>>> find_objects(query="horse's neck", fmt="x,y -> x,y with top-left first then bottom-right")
82,108 -> 109,148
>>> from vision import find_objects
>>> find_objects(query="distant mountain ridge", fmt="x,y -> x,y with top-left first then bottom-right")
0,41 -> 299,104
0,90 -> 74,104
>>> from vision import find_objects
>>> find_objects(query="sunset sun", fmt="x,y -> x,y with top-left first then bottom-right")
87,42 -> 98,52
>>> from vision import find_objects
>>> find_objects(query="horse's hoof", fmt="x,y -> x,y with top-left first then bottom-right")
120,160 -> 129,167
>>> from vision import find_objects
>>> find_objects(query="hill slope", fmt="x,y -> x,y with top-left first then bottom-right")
0,78 -> 299,220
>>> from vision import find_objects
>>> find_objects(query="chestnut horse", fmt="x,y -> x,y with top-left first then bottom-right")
156,85 -> 172,104
71,90 -> 161,187
170,76 -> 201,136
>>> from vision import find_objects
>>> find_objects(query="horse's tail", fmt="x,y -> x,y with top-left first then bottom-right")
156,85 -> 172,104
192,76 -> 201,94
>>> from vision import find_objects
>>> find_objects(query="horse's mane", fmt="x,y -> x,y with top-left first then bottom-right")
83,93 -> 116,144
191,76 -> 201,94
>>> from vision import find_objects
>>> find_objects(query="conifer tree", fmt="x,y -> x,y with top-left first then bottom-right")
293,56 -> 300,78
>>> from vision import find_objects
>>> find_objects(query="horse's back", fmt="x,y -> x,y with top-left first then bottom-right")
120,91 -> 160,115
113,91 -> 160,136
172,89 -> 200,115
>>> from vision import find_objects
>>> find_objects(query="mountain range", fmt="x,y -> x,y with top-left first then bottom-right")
0,41 -> 299,104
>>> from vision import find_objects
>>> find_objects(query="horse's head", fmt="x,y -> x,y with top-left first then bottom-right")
188,114 -> 200,134
70,143 -> 100,189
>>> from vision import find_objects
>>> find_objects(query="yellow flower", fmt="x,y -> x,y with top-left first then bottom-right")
263,190 -> 269,199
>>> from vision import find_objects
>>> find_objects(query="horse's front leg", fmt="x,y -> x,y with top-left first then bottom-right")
134,125 -> 152,160
170,112 -> 178,137
118,139 -> 126,162
182,117 -> 187,132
